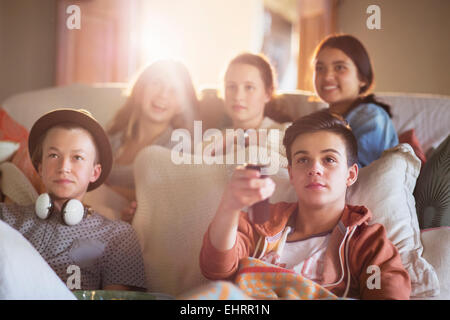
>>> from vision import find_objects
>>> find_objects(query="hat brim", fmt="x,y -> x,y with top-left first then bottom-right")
28,108 -> 113,192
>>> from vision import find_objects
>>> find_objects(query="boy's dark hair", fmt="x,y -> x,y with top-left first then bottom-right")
283,110 -> 358,167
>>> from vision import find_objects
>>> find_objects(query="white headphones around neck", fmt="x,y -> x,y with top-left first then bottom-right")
35,193 -> 86,226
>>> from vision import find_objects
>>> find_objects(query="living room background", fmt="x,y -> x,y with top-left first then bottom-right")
0,0 -> 449,104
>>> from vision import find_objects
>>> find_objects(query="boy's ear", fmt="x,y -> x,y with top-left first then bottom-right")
346,163 -> 358,187
90,163 -> 102,183
288,165 -> 293,183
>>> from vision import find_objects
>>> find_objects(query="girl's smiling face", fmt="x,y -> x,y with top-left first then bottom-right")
137,71 -> 183,125
313,47 -> 367,111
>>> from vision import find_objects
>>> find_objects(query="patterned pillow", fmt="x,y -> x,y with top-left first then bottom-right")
414,135 -> 450,228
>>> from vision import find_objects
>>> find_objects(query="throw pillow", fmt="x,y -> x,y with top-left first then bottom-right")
0,108 -> 28,143
0,162 -> 38,206
0,141 -> 20,162
399,129 -> 427,166
347,143 -> 439,297
132,146 -> 230,296
414,135 -> 450,229
10,144 -> 46,194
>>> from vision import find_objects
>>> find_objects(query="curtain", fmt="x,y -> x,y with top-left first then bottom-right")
297,0 -> 339,92
55,0 -> 139,85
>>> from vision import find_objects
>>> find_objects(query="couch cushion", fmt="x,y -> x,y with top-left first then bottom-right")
1,83 -> 127,129
0,162 -> 38,206
376,92 -> 450,154
420,227 -> 450,299
266,91 -> 327,122
132,146 -> 230,296
346,143 -> 439,297
399,129 -> 427,166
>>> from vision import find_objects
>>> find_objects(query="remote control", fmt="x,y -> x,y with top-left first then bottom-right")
245,164 -> 271,224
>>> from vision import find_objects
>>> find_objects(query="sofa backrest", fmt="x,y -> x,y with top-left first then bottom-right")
2,84 -> 449,154
1,83 -> 128,129
375,93 -> 450,153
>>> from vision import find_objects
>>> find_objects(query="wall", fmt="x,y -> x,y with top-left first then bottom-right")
136,0 -> 265,89
0,0 -> 264,102
0,0 -> 56,103
2,0 -> 448,102
337,0 -> 450,96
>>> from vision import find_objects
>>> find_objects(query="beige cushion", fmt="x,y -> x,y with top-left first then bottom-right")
84,184 -> 129,221
419,227 -> 450,299
1,83 -> 127,130
132,146 -> 230,296
271,91 -> 327,120
0,162 -> 38,205
347,143 -> 439,297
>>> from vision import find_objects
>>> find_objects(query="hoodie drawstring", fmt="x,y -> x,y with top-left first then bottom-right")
323,227 -> 350,288
342,226 -> 357,298
275,226 -> 292,257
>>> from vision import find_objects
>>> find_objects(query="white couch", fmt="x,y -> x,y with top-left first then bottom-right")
1,83 -> 449,299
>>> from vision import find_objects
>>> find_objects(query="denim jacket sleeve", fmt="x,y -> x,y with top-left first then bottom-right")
345,103 -> 399,168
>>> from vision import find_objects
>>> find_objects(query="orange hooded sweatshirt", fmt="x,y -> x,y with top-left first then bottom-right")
200,202 -> 411,300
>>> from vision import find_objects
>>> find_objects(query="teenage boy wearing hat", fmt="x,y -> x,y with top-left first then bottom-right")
0,109 -> 146,291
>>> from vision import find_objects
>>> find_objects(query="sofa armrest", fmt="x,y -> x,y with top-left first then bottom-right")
419,227 -> 450,299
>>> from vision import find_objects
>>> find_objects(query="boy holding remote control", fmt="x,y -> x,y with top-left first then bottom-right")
199,110 -> 411,299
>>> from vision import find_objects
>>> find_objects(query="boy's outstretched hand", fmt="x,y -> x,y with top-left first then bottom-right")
219,166 -> 275,213
209,166 -> 275,252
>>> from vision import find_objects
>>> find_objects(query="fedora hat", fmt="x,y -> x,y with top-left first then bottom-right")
28,108 -> 112,191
